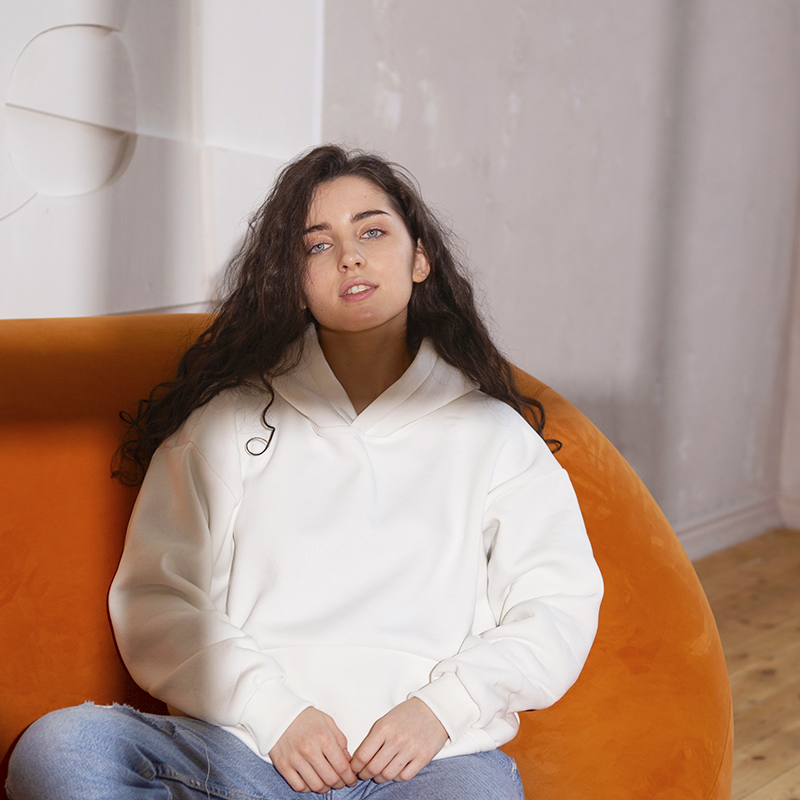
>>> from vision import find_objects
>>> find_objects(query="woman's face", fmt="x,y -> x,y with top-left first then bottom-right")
302,176 -> 430,336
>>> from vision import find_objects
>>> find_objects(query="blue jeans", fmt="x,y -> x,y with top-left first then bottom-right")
6,704 -> 525,799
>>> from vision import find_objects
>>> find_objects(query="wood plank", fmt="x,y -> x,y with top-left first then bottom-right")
734,678 -> 800,749
725,615 -> 800,678
693,528 -> 797,579
701,551 -> 800,612
710,580 -> 800,652
729,625 -> 800,715
693,528 -> 800,800
732,723 -> 800,799
739,761 -> 800,800
693,528 -> 800,592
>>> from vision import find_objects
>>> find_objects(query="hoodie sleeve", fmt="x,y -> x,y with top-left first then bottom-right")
108,418 -> 312,758
410,441 -> 604,746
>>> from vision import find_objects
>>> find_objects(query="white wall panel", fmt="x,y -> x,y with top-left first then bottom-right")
207,147 -> 284,285
1,192 -> 108,318
201,0 -> 323,156
99,134 -> 209,314
5,103 -> 134,198
122,0 -> 195,141
0,1 -> 323,318
6,24 -> 136,131
0,133 -> 208,318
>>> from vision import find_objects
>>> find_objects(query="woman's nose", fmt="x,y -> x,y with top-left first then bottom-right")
339,242 -> 363,270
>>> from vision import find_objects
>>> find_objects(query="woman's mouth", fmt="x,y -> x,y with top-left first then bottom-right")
340,280 -> 377,300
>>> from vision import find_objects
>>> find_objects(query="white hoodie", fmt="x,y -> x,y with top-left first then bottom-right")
109,328 -> 603,761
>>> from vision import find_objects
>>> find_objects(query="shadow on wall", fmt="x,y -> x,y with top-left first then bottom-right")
566,0 -> 798,551
568,1 -> 699,513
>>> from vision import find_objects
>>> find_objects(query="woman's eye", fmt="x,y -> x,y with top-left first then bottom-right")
308,242 -> 328,254
362,228 -> 383,239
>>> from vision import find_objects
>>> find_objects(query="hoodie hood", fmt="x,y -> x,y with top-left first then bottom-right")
271,326 -> 477,437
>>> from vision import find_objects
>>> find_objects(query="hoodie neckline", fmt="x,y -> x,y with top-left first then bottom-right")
271,326 -> 476,436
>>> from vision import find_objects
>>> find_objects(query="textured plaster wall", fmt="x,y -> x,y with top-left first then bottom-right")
323,0 -> 800,555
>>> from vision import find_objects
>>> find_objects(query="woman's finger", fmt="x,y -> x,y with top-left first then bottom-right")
323,744 -> 357,787
376,752 -> 414,783
293,759 -> 331,795
279,766 -> 310,793
350,735 -> 382,775
356,741 -> 397,781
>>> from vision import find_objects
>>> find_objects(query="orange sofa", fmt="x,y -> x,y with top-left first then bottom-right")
0,315 -> 732,799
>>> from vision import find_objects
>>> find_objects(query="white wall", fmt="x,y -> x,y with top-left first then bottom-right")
0,0 -> 323,317
1,1 -> 798,558
322,0 -> 800,557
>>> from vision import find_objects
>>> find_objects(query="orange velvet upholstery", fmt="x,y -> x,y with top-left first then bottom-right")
0,315 -> 732,799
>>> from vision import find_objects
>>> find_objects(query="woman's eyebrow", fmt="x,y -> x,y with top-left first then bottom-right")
351,209 -> 390,223
304,209 -> 390,236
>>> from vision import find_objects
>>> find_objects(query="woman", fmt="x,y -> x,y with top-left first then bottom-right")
7,146 -> 603,799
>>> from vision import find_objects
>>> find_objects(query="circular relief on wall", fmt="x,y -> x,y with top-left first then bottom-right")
4,24 -> 137,197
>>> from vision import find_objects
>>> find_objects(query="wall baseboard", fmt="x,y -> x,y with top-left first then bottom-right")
676,497 -> 784,561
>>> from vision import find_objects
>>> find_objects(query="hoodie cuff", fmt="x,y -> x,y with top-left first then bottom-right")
409,672 -> 481,745
239,681 -> 314,757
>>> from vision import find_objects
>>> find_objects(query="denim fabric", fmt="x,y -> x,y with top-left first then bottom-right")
6,704 -> 525,800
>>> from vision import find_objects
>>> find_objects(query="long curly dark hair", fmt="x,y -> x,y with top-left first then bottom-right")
114,145 -> 553,486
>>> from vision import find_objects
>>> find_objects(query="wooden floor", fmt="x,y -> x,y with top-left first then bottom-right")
693,528 -> 800,800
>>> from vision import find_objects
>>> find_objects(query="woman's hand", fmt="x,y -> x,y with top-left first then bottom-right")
268,707 -> 357,793
350,698 -> 448,783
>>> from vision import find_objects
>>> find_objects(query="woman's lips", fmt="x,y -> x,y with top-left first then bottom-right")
340,279 -> 377,301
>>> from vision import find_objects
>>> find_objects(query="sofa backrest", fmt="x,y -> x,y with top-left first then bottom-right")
0,314 -> 732,799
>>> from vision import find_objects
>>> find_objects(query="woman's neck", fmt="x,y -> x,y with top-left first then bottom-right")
317,324 -> 413,415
